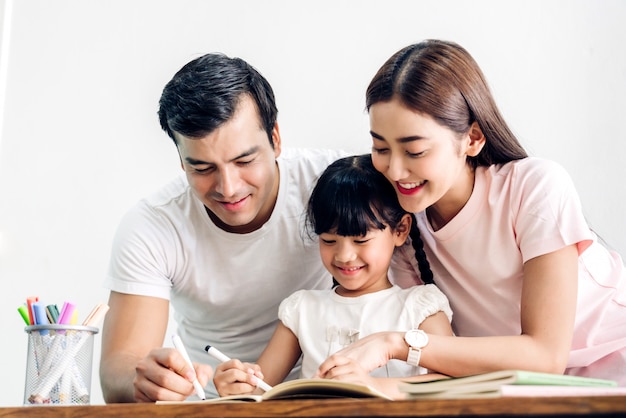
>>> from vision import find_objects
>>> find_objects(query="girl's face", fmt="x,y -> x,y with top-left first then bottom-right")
319,215 -> 410,298
369,98 -> 484,229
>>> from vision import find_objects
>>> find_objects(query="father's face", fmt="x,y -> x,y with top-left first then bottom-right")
175,95 -> 282,234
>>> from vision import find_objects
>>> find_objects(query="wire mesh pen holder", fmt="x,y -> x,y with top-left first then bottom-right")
24,324 -> 98,405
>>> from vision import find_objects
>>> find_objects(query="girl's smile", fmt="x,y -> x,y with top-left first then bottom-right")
319,216 -> 410,298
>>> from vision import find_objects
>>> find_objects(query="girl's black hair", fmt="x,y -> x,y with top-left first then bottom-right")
307,154 -> 434,284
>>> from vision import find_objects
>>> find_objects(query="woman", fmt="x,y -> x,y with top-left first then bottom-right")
315,39 -> 626,385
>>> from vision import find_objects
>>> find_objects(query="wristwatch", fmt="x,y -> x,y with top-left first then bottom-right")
404,329 -> 428,366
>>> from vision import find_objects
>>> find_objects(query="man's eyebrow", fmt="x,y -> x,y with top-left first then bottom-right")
184,146 -> 260,166
232,146 -> 260,161
185,157 -> 210,166
370,131 -> 426,143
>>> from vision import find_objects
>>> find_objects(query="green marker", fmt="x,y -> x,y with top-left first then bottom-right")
46,304 -> 60,324
17,305 -> 30,325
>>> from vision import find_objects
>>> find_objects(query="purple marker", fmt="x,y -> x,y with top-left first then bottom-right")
57,301 -> 76,334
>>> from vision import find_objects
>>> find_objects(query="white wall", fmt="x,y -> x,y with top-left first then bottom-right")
0,0 -> 624,407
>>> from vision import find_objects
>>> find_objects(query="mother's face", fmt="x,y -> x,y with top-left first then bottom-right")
369,98 -> 479,226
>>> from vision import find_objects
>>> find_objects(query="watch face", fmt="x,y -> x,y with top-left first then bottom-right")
406,330 -> 428,348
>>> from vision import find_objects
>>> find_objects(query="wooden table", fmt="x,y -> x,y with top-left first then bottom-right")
1,396 -> 625,417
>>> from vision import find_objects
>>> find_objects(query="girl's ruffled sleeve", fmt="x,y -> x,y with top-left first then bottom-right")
409,284 -> 453,325
278,289 -> 306,335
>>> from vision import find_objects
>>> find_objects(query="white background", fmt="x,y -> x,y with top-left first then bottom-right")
0,0 -> 624,407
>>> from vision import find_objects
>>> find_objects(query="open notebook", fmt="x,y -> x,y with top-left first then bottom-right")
157,378 -> 392,403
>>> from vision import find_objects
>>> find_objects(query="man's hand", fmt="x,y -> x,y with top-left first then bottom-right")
133,347 -> 213,402
100,292 -> 214,403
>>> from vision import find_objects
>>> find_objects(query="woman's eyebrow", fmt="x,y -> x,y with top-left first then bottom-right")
371,130 -> 426,143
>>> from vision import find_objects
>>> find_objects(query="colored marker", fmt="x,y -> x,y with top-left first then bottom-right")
26,296 -> 39,325
56,301 -> 76,335
32,303 -> 49,325
58,301 -> 76,325
46,304 -> 60,324
172,335 -> 206,400
81,303 -> 109,327
32,302 -> 50,335
70,309 -> 78,325
18,305 -> 30,325
204,344 -> 273,392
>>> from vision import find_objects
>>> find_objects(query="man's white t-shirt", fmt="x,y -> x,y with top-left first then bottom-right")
104,148 -> 345,397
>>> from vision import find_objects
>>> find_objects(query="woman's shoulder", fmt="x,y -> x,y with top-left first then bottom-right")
489,156 -> 565,175
485,157 -> 574,190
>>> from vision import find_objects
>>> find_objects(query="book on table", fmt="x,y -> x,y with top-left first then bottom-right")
398,369 -> 624,399
157,378 -> 392,403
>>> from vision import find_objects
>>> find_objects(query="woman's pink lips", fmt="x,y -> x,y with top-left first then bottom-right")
396,181 -> 425,195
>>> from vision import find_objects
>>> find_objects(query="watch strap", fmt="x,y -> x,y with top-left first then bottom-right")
406,346 -> 422,366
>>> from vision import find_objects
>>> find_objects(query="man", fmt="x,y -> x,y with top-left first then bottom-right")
99,53 -> 343,402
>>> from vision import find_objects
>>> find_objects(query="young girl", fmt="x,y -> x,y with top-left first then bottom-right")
212,154 -> 453,399
316,39 -> 626,385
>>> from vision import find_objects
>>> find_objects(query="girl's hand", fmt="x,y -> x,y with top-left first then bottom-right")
315,331 -> 401,377
315,355 -> 377,386
212,359 -> 266,397
315,355 -> 410,400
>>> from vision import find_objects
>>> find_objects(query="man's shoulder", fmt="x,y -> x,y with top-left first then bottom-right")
142,174 -> 190,208
278,148 -> 346,192
279,148 -> 347,177
122,174 -> 195,225
279,147 -> 347,164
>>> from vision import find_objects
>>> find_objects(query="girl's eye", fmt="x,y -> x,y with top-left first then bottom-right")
371,146 -> 389,155
320,237 -> 336,244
